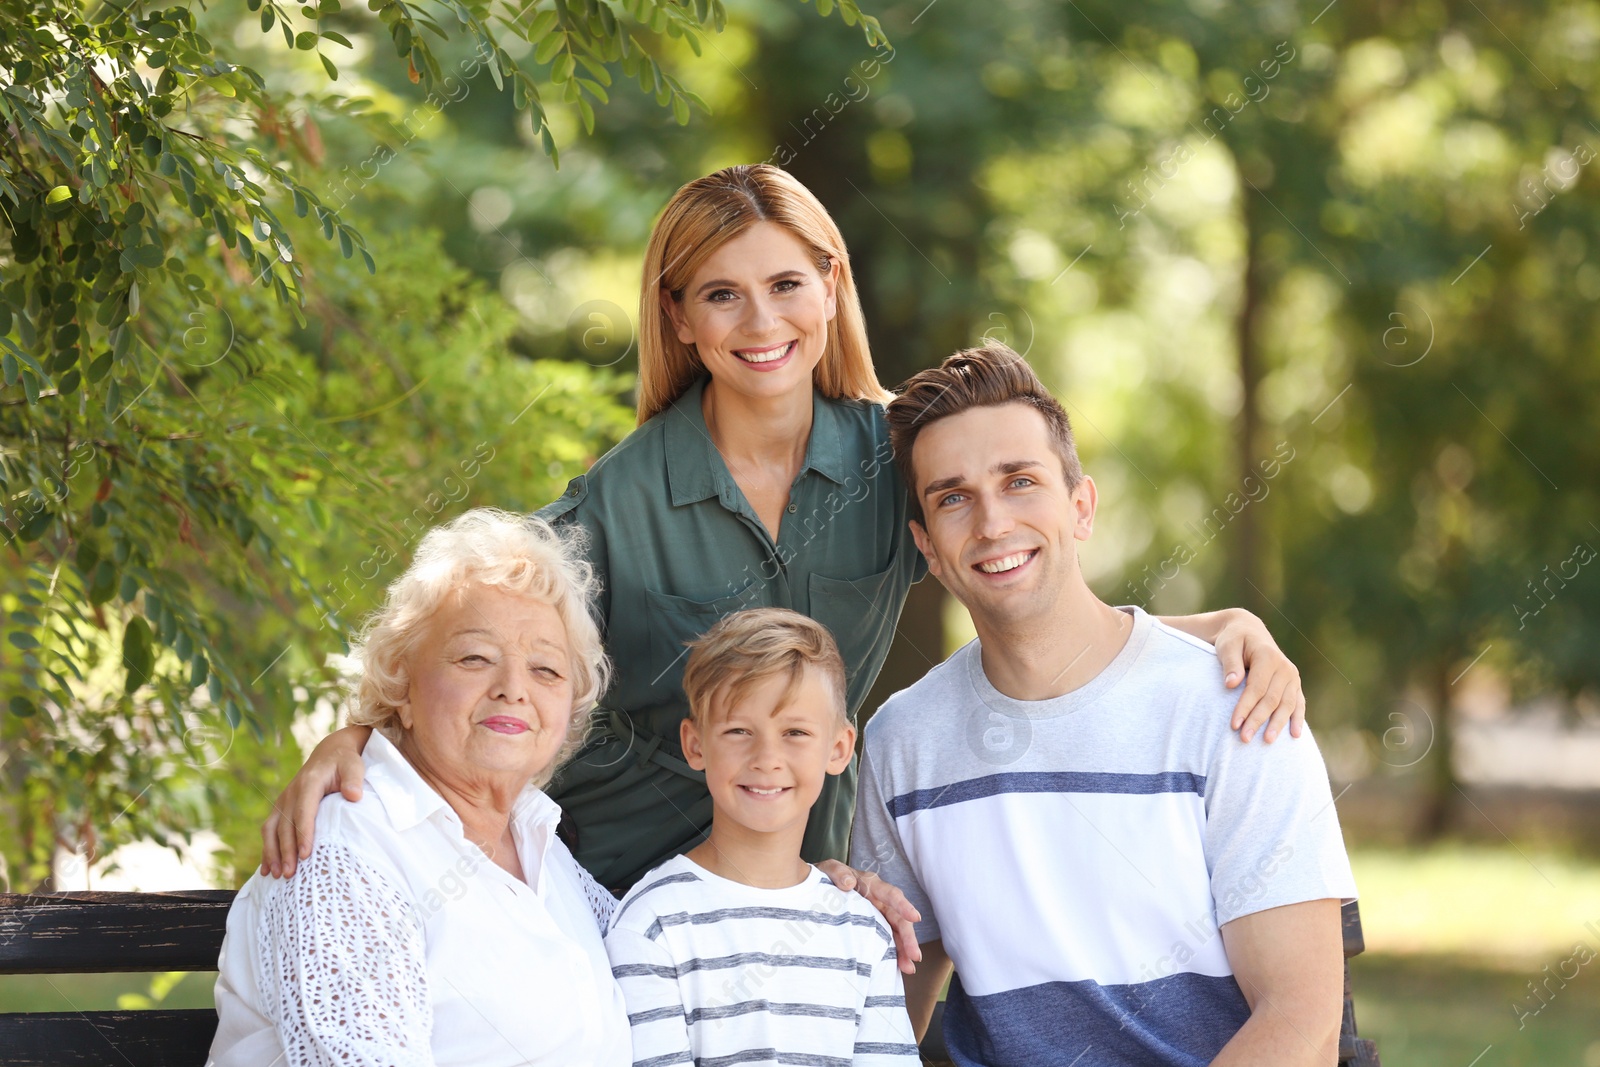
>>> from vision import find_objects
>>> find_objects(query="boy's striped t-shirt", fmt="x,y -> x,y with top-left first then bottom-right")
603,854 -> 920,1067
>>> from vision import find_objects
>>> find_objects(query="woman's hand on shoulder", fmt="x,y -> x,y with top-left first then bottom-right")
1213,608 -> 1306,744
260,724 -> 373,878
814,859 -> 923,975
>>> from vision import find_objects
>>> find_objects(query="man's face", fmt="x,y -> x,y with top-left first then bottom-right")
908,402 -> 1096,628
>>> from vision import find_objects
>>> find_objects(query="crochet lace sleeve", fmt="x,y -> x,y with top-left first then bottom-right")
566,847 -> 618,932
255,839 -> 435,1067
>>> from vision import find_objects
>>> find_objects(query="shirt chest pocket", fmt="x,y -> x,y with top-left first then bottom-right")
644,580 -> 759,695
806,565 -> 900,716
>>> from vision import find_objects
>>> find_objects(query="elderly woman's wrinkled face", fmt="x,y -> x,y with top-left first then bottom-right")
398,584 -> 576,787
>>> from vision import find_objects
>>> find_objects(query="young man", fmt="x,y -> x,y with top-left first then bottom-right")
850,345 -> 1358,1066
605,608 -> 920,1066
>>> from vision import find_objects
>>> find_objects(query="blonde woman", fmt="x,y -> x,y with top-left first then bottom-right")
261,165 -> 1307,969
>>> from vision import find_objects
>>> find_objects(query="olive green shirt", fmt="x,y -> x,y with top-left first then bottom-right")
537,376 -> 925,892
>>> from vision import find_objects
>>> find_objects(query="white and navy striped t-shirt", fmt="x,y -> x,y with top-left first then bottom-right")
603,854 -> 920,1067
849,606 -> 1358,1067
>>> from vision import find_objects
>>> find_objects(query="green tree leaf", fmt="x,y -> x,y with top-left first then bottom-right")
122,617 -> 154,695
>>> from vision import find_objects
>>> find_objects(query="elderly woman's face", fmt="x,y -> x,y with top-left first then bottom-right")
398,584 -> 576,785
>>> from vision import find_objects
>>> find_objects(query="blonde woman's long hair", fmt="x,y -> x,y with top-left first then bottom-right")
636,165 -> 891,425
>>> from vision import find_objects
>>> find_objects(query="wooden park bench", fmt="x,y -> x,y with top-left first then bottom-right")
0,891 -> 1379,1066
0,891 -> 231,1067
1337,900 -> 1382,1066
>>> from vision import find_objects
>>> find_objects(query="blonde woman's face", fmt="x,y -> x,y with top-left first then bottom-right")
397,584 -> 576,791
662,221 -> 838,408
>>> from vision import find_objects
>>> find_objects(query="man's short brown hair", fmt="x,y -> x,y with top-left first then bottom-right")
887,342 -> 1084,523
682,608 -> 848,728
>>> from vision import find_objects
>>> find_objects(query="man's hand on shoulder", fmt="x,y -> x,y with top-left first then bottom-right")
1212,898 -> 1344,1066
815,860 -> 923,973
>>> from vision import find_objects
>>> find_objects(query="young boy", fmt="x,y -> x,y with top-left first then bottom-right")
604,608 -> 920,1066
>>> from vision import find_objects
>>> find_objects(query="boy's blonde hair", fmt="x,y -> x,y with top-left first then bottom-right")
682,608 -> 848,728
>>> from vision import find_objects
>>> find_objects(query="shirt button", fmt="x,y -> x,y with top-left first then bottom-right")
786,503 -> 797,513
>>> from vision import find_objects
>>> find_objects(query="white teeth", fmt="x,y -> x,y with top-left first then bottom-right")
978,552 -> 1032,574
738,342 -> 792,364
744,786 -> 784,795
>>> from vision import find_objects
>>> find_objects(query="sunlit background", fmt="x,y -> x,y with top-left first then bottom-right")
4,0 -> 1599,1063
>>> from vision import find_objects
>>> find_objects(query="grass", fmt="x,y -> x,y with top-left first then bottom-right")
1353,954 -> 1600,1067
1350,845 -> 1600,965
4,844 -> 1598,1066
1346,845 -> 1600,1067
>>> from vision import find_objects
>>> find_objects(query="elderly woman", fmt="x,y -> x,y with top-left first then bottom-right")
209,509 -> 630,1067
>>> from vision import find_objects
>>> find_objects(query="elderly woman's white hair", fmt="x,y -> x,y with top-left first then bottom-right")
348,508 -> 609,786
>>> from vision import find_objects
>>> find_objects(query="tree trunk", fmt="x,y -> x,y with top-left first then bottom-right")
1233,180 -> 1265,612
1416,660 -> 1457,839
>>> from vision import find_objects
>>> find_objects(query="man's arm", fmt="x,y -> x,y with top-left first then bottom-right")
901,939 -> 952,1043
847,742 -> 936,974
1211,898 -> 1344,1066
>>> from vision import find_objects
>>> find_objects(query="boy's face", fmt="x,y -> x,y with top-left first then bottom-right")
681,666 -> 855,839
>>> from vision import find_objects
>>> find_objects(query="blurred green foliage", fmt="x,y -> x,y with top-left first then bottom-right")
883,0 -> 1600,829
3,0 -> 1598,891
0,0 -> 880,888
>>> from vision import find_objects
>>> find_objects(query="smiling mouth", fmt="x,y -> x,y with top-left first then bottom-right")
480,717 -> 529,735
974,549 -> 1037,575
734,341 -> 796,365
739,785 -> 791,797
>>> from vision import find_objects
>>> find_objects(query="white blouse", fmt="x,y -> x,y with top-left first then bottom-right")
208,732 -> 631,1067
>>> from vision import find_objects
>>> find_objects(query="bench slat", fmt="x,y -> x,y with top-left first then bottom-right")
0,892 -> 235,975
0,1009 -> 216,1067
1342,899 -> 1364,958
